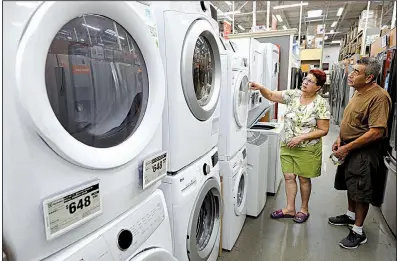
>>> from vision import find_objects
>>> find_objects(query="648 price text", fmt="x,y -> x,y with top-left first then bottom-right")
152,160 -> 164,172
65,196 -> 91,214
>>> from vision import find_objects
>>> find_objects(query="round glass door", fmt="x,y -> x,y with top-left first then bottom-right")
45,14 -> 149,148
233,73 -> 249,127
181,20 -> 221,121
187,179 -> 221,261
16,2 -> 165,169
234,169 -> 248,215
193,36 -> 214,107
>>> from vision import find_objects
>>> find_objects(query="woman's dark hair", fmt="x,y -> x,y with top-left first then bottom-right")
309,69 -> 326,87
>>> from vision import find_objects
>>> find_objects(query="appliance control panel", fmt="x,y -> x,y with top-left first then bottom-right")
103,194 -> 165,259
46,194 -> 165,261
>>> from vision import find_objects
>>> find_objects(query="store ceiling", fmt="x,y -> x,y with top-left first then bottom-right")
211,1 -> 395,46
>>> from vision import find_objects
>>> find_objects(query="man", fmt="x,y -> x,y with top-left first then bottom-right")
328,57 -> 391,249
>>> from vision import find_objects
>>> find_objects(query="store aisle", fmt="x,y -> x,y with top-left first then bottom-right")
218,124 -> 396,261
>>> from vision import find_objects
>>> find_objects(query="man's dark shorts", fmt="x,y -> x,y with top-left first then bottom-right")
334,142 -> 387,206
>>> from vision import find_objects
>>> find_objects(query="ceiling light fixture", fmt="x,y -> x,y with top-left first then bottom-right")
282,25 -> 288,30
273,2 -> 308,9
224,1 -> 232,6
331,40 -> 341,44
307,10 -> 323,18
238,24 -> 245,30
324,36 -> 329,40
337,7 -> 344,16
276,14 -> 283,22
82,24 -> 101,31
218,10 -> 241,15
331,21 -> 337,27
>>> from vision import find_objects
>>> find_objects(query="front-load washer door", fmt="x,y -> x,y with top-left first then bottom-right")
187,178 -> 221,261
181,19 -> 221,121
233,72 -> 249,127
16,2 -> 165,169
234,168 -> 248,215
129,247 -> 178,261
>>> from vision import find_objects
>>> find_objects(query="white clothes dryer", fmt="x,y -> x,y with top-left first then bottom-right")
152,2 -> 222,173
231,38 -> 269,111
261,43 -> 280,91
219,146 -> 248,250
261,43 -> 280,120
230,38 -> 264,85
43,190 -> 177,261
218,44 -> 249,161
159,147 -> 221,261
3,2 -> 166,260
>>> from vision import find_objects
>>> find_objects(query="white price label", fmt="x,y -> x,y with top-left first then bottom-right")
43,180 -> 102,240
142,152 -> 167,189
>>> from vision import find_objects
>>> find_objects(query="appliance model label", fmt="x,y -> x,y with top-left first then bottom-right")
141,151 -> 167,189
42,180 -> 102,240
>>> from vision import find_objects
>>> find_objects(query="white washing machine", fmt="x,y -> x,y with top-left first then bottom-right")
42,190 -> 177,261
249,122 -> 285,195
159,147 -> 221,261
152,2 -> 222,173
218,42 -> 249,161
246,131 -> 269,217
219,146 -> 248,250
3,2 -> 166,260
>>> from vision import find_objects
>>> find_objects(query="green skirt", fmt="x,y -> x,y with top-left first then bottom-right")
280,141 -> 322,178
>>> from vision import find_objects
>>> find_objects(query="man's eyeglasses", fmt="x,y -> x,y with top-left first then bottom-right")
302,77 -> 317,85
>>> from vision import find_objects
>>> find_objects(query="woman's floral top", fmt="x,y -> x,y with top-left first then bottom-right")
281,89 -> 330,147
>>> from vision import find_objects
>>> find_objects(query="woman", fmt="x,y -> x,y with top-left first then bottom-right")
250,69 -> 330,223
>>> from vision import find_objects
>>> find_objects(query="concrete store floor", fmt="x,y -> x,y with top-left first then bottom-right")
218,124 -> 396,261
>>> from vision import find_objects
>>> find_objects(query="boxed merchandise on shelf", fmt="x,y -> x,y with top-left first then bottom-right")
358,9 -> 382,32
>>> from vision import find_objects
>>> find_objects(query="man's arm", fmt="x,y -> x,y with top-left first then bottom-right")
344,127 -> 385,152
334,128 -> 384,159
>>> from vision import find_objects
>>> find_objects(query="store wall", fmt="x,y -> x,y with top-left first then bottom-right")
322,46 -> 340,67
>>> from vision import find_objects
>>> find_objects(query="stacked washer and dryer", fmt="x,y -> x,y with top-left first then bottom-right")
218,37 -> 250,251
4,2 -> 176,261
153,2 -> 222,261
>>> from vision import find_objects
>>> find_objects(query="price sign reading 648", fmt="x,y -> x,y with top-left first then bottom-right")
142,152 -> 168,189
152,160 -> 164,173
43,181 -> 102,240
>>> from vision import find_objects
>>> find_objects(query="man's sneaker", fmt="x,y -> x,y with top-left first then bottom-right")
339,229 -> 367,249
328,214 -> 355,226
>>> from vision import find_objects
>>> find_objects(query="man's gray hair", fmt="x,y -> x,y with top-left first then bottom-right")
357,57 -> 381,82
